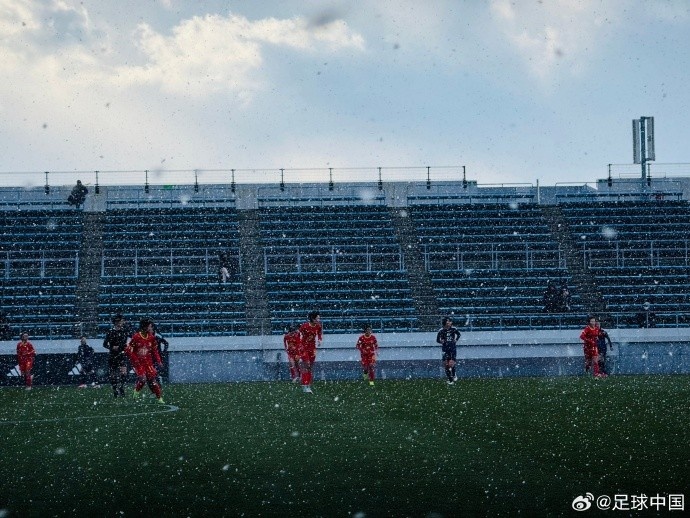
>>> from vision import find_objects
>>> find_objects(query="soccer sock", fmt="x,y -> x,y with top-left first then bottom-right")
289,365 -> 297,379
26,374 -> 32,387
593,361 -> 600,376
450,366 -> 456,378
301,370 -> 309,386
135,379 -> 145,392
148,380 -> 162,399
307,371 -> 313,385
368,367 -> 375,381
445,367 -> 453,381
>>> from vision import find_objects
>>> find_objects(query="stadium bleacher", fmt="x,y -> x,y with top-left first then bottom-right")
0,210 -> 82,339
408,203 -> 583,329
259,205 -> 418,333
3,189 -> 690,338
560,200 -> 690,326
99,207 -> 246,336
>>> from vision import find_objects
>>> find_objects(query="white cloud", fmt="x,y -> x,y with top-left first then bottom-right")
113,13 -> 364,98
489,0 -> 610,84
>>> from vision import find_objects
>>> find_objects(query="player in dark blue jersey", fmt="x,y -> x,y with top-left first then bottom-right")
595,321 -> 613,376
437,316 -> 460,385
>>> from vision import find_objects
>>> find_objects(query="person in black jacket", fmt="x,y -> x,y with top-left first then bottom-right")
103,314 -> 129,397
76,336 -> 98,388
67,180 -> 88,207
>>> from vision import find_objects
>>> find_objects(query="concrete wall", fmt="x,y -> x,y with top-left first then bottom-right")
2,329 -> 689,385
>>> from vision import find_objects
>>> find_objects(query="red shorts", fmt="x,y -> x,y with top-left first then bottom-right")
285,347 -> 300,363
132,358 -> 158,379
300,347 -> 316,364
583,345 -> 599,361
19,358 -> 34,375
360,355 -> 376,367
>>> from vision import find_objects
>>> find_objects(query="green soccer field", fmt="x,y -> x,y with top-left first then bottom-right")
1,376 -> 688,517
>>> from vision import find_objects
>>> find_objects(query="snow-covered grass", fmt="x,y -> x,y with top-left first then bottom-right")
0,376 -> 688,516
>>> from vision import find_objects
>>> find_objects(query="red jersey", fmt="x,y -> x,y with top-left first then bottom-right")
283,331 -> 302,355
17,340 -> 36,360
356,334 -> 378,358
580,326 -> 599,353
126,331 -> 162,366
299,322 -> 323,350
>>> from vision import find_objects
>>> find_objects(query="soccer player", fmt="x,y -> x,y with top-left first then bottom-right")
595,321 -> 614,376
437,316 -> 460,385
125,318 -> 165,403
580,316 -> 604,378
356,324 -> 378,386
103,314 -> 129,397
16,332 -> 36,390
298,311 -> 323,393
76,336 -> 98,388
283,324 -> 302,382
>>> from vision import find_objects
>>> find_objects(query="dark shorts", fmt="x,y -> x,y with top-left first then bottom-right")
108,354 -> 126,370
442,348 -> 457,362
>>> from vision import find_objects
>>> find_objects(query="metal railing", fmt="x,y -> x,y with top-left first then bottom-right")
422,243 -> 565,271
263,244 -> 404,274
101,249 -> 241,278
2,251 -> 79,279
580,240 -> 690,268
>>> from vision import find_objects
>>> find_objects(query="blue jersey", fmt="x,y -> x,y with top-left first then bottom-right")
597,329 -> 612,355
437,326 -> 460,352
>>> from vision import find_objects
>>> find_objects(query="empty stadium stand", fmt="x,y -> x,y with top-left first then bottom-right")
560,200 -> 690,327
0,210 -> 82,339
98,207 -> 246,336
259,205 -> 418,333
408,203 -> 583,329
4,182 -> 690,338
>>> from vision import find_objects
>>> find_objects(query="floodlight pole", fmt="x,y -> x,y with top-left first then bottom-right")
44,171 -> 49,195
426,166 -> 431,190
329,167 -> 334,191
144,170 -> 149,193
280,169 -> 285,191
633,116 -> 655,185
231,169 -> 236,194
377,167 -> 383,191
95,170 -> 100,194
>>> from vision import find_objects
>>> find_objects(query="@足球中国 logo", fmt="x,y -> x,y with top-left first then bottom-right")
572,493 -> 594,511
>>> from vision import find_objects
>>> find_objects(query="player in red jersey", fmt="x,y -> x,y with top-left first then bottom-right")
125,318 -> 165,403
283,324 -> 302,383
298,311 -> 322,393
580,316 -> 604,378
356,324 -> 378,386
16,332 -> 36,389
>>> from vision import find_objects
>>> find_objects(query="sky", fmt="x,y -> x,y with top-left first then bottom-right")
0,0 -> 689,188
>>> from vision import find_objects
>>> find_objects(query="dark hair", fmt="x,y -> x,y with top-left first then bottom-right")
308,311 -> 320,322
112,313 -> 124,323
363,322 -> 372,332
442,316 -> 453,326
140,318 -> 153,330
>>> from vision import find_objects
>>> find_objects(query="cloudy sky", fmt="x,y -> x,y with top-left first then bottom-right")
0,0 -> 689,188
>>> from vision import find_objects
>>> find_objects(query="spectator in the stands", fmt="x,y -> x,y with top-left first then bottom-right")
542,281 -> 559,313
557,283 -> 572,312
218,252 -> 236,284
636,301 -> 657,328
67,180 -> 88,208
